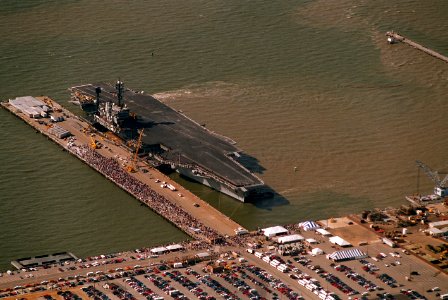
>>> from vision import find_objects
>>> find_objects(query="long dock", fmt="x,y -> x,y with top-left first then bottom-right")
1,96 -> 244,242
386,31 -> 448,63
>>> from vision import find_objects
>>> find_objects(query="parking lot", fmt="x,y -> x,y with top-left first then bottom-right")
1,219 -> 447,300
244,222 -> 448,299
1,240 -> 447,300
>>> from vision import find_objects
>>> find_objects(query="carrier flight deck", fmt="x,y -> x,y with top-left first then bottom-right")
70,82 -> 270,202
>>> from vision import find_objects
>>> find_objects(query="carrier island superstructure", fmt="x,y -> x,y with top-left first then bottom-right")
70,81 -> 270,202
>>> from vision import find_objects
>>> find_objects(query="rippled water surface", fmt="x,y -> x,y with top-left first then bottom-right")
1,0 -> 448,269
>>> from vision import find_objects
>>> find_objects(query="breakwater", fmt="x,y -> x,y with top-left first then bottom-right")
386,31 -> 448,63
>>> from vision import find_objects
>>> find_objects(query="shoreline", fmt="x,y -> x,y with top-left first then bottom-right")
1,96 -> 447,299
1,215 -> 447,299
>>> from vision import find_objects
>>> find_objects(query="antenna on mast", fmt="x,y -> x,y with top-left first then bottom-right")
115,79 -> 124,107
95,86 -> 101,110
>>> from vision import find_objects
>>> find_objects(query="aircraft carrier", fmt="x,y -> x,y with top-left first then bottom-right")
70,81 -> 270,202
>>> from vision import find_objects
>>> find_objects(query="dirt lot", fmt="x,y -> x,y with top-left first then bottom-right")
319,217 -> 381,246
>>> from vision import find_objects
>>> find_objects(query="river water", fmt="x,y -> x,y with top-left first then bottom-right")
1,0 -> 447,269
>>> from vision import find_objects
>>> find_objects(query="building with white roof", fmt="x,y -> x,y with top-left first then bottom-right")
427,220 -> 448,237
429,220 -> 448,228
427,227 -> 448,237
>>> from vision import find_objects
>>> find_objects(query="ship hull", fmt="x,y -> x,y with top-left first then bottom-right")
176,166 -> 246,202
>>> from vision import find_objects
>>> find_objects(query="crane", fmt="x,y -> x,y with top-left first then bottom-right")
415,160 -> 448,197
127,129 -> 144,173
90,135 -> 99,150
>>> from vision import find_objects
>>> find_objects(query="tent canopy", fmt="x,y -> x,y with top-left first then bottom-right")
329,236 -> 351,247
166,244 -> 184,251
316,228 -> 332,236
196,252 -> 210,258
328,249 -> 366,262
151,247 -> 168,254
262,226 -> 288,237
306,238 -> 318,244
311,248 -> 324,255
299,221 -> 320,231
276,234 -> 304,244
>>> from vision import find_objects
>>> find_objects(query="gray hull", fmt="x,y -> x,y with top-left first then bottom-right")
176,167 -> 246,202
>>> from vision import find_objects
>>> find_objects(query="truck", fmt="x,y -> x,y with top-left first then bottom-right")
167,184 -> 177,191
382,237 -> 397,248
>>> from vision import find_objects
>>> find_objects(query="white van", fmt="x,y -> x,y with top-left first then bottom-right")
262,256 -> 271,263
173,262 -> 183,268
277,264 -> 288,273
270,260 -> 280,267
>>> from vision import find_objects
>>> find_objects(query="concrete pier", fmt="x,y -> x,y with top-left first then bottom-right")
386,31 -> 448,63
1,97 -> 244,242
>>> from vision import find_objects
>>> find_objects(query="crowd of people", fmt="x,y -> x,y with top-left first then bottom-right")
69,144 -> 226,244
284,223 -> 302,232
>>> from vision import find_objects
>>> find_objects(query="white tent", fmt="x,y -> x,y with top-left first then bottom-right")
329,236 -> 351,247
151,247 -> 168,254
196,252 -> 210,258
311,248 -> 324,255
276,234 -> 304,244
262,226 -> 288,237
306,238 -> 318,244
166,244 -> 184,251
316,228 -> 332,236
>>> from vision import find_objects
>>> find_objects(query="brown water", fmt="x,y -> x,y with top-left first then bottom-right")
0,0 -> 447,269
